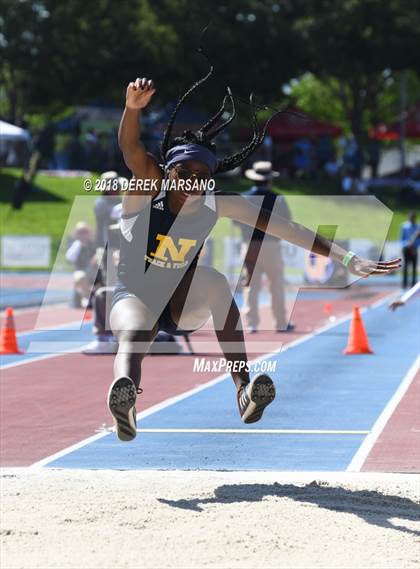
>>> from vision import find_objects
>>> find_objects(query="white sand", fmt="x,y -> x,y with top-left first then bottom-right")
1,470 -> 419,569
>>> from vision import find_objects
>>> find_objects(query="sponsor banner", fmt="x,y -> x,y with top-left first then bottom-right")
1,235 -> 51,267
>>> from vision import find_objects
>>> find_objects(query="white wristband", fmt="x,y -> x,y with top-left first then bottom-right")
342,251 -> 356,267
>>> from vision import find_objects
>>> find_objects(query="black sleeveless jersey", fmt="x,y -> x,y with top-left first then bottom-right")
117,187 -> 220,305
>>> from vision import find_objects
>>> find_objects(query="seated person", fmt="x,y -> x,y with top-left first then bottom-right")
65,222 -> 99,308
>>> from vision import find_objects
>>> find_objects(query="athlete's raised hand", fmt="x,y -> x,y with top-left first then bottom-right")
126,77 -> 156,110
347,256 -> 401,277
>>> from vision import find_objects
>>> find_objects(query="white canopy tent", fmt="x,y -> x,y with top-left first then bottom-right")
0,120 -> 30,142
0,120 -> 31,167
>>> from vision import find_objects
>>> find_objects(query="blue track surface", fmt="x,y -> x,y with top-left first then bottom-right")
46,299 -> 419,471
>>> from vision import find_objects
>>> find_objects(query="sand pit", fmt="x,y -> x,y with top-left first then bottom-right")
1,470 -> 419,569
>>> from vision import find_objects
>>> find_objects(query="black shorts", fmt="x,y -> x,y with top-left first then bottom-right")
111,283 -> 196,336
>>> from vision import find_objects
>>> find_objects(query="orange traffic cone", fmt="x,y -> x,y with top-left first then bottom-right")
0,307 -> 23,354
343,306 -> 373,355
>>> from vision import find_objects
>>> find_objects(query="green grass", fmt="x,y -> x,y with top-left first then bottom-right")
0,168 -> 97,270
0,167 -> 410,270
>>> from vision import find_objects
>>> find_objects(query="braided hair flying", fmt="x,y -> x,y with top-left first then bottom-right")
160,65 -> 287,174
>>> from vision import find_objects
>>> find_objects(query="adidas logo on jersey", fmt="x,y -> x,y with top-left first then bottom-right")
152,200 -> 164,211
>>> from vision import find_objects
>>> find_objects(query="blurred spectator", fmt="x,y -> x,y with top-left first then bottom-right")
12,122 -> 57,209
83,247 -> 120,355
340,136 -> 369,193
400,212 -> 419,288
85,130 -> 106,172
262,134 -> 273,162
83,177 -> 122,354
341,175 -> 354,193
324,160 -> 340,177
106,129 -> 119,171
21,121 -> 56,185
67,129 -> 86,169
411,162 -> 420,180
317,135 -> 335,171
94,171 -> 122,248
34,122 -> 57,169
366,138 -> 380,179
292,138 -> 316,178
236,161 -> 294,333
291,144 -> 302,176
82,175 -> 123,352
343,136 -> 364,178
66,222 -> 99,308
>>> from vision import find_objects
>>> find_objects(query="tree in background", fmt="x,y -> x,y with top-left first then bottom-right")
289,0 -> 420,146
0,0 -> 177,123
285,71 -> 420,135
1,0 -> 419,146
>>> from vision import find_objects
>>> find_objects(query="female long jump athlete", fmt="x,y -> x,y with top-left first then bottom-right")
108,71 -> 400,441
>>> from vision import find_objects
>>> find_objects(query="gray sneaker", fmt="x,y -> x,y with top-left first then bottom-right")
238,374 -> 276,424
107,377 -> 141,441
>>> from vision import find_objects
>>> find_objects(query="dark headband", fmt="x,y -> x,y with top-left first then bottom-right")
165,143 -> 218,173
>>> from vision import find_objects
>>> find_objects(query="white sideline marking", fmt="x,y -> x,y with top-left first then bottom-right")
0,343 -> 92,371
346,356 -> 420,472
30,292 -> 395,469
96,428 -> 370,435
15,318 -> 88,337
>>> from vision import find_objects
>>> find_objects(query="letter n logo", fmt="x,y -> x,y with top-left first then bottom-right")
149,234 -> 197,262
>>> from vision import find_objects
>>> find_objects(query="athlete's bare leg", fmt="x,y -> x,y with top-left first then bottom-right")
110,297 -> 158,389
107,297 -> 159,441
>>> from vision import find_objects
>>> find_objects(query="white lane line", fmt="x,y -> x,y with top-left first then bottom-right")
14,318 -> 88,337
95,428 -> 370,435
30,291 -> 396,469
0,345 -> 93,371
346,356 -> 420,472
24,341 -> 96,352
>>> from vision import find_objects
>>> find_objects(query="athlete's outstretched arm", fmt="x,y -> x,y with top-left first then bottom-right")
119,77 -> 162,212
119,77 -> 162,179
219,194 -> 401,277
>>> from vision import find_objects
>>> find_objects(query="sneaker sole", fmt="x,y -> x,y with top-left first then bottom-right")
107,377 -> 137,441
241,374 -> 276,424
